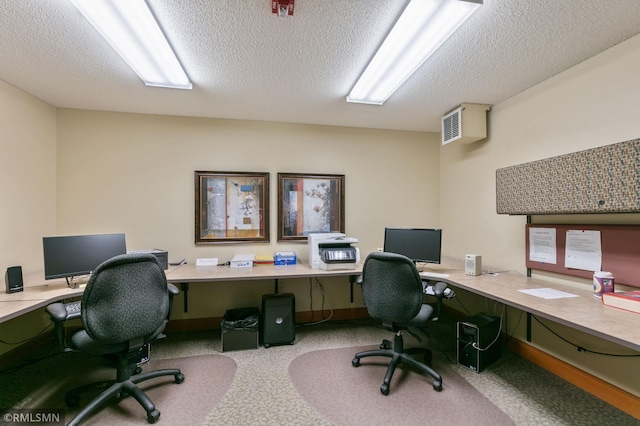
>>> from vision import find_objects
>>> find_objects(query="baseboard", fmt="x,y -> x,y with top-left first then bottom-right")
508,339 -> 640,420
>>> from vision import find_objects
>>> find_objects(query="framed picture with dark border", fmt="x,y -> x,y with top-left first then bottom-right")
277,173 -> 345,241
195,171 -> 269,244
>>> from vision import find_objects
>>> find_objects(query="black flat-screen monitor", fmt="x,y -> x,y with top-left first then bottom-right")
42,233 -> 127,280
383,228 -> 442,265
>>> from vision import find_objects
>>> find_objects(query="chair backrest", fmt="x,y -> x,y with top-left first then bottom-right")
361,251 -> 423,324
81,253 -> 170,344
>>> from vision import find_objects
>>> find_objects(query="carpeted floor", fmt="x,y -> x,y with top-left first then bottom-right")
289,345 -> 514,425
1,317 -> 638,425
0,352 -> 236,425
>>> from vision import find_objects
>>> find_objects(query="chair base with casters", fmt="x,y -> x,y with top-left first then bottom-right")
64,348 -> 185,426
352,328 -> 442,395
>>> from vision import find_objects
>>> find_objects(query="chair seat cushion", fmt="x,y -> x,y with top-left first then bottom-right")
70,330 -> 129,355
70,322 -> 166,355
399,303 -> 434,327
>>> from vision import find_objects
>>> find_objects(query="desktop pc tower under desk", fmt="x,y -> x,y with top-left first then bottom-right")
457,313 -> 501,373
261,293 -> 295,348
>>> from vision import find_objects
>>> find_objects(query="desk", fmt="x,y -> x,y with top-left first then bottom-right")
2,259 -> 639,353
165,263 -> 363,312
423,257 -> 640,353
0,263 -> 362,324
0,274 -> 83,323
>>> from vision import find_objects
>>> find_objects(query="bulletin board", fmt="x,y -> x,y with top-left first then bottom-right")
525,224 -> 640,288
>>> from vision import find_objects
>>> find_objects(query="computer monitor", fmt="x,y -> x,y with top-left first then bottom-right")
383,228 -> 442,265
42,233 -> 127,282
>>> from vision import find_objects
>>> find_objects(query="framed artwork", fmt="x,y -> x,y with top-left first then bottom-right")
195,171 -> 269,244
277,173 -> 345,241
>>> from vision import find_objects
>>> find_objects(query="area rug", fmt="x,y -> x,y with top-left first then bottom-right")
289,345 -> 515,425
2,353 -> 236,425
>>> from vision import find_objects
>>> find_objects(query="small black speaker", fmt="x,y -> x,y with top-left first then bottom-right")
5,266 -> 24,293
261,293 -> 295,348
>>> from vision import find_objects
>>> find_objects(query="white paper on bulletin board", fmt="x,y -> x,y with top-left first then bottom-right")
529,227 -> 557,264
564,230 -> 602,271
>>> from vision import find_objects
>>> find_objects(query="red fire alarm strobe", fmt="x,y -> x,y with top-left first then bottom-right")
272,0 -> 294,17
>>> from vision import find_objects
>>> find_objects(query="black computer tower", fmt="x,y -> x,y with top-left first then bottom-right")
261,293 -> 295,348
457,313 -> 501,372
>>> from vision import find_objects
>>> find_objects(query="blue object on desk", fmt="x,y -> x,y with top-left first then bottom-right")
274,252 -> 296,265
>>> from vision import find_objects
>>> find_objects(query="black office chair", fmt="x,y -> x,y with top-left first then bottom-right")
46,253 -> 184,425
352,251 -> 447,395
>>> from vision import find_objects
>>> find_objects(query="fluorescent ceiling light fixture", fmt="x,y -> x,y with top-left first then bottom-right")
347,0 -> 481,105
70,0 -> 192,89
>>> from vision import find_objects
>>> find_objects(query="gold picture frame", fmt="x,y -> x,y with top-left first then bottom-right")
277,173 -> 345,241
195,171 -> 269,244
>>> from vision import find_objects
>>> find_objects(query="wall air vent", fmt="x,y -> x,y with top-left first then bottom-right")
442,103 -> 491,145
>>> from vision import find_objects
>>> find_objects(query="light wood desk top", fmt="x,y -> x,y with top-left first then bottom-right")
0,274 -> 83,323
165,262 -> 363,283
429,257 -> 640,352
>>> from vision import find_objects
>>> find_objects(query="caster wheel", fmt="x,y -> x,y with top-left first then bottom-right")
147,409 -> 160,424
352,358 -> 360,367
433,381 -> 442,392
264,344 -> 270,348
380,383 -> 390,395
134,366 -> 142,375
65,395 -> 80,407
175,373 -> 185,384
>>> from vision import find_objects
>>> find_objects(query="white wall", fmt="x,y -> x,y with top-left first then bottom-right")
439,34 -> 640,396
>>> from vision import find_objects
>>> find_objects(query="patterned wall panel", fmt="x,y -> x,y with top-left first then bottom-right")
496,139 -> 640,214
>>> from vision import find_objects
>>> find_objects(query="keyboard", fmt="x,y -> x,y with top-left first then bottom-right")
65,301 -> 81,315
419,271 -> 450,280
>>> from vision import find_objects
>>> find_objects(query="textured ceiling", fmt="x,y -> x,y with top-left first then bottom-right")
1,0 -> 640,132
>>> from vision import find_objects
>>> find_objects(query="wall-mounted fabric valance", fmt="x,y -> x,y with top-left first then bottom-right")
496,139 -> 640,214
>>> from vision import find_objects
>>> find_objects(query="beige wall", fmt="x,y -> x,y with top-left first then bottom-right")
0,80 -> 57,272
439,34 -> 640,396
54,110 -> 441,317
0,80 -> 57,359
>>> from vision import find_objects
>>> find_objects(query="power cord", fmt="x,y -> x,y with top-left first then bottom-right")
531,315 -> 640,357
472,304 -> 505,351
299,277 -> 333,327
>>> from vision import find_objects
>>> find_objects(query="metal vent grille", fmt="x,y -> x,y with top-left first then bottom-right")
442,108 -> 462,144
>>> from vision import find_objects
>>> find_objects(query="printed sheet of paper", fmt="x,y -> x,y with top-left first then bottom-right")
529,227 -> 557,264
564,230 -> 602,272
518,288 -> 579,299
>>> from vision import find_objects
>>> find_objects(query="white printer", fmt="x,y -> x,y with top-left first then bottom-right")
308,233 -> 360,270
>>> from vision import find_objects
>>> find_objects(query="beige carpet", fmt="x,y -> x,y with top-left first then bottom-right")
2,352 -> 236,425
289,345 -> 515,426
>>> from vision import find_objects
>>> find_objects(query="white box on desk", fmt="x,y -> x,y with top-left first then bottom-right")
231,254 -> 255,268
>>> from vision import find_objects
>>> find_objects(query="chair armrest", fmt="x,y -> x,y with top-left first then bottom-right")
432,282 -> 448,320
45,302 -> 79,353
45,302 -> 69,322
166,283 -> 180,320
168,283 -> 179,296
